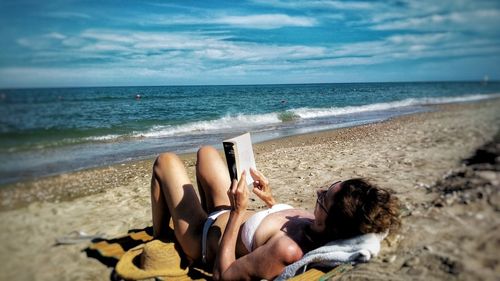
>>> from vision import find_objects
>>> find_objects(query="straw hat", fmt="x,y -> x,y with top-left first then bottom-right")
116,240 -> 189,280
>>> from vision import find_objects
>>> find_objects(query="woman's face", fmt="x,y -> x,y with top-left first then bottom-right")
311,181 -> 342,232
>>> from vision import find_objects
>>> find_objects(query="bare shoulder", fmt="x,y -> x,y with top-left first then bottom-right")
267,233 -> 304,264
237,234 -> 303,279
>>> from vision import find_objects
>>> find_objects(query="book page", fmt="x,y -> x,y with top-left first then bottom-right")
223,132 -> 256,186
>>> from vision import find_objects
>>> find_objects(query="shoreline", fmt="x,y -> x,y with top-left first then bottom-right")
1,99 -> 499,211
0,98 -> 499,280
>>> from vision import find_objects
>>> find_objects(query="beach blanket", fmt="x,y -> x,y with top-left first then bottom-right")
276,232 -> 386,281
86,228 -> 154,261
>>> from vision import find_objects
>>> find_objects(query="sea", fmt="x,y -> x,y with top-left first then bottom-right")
1,81 -> 499,185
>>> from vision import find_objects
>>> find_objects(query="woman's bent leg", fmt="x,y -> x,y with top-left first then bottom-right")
151,152 -> 207,261
151,172 -> 170,237
196,146 -> 232,213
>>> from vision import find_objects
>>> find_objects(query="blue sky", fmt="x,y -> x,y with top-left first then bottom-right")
0,0 -> 499,88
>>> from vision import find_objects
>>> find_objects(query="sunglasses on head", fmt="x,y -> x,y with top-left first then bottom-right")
316,180 -> 341,214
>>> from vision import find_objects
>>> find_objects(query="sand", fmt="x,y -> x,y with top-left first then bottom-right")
0,99 -> 499,281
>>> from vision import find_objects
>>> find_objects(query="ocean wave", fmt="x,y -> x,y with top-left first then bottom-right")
83,134 -> 122,141
277,111 -> 301,122
137,113 -> 280,138
123,92 -> 500,139
1,132 -> 125,153
419,93 -> 500,104
20,92 -> 497,146
292,93 -> 500,119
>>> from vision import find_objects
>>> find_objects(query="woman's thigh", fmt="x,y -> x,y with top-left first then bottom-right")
196,146 -> 232,213
153,152 -> 207,261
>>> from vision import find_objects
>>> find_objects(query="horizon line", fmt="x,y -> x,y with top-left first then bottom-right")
0,78 -> 496,91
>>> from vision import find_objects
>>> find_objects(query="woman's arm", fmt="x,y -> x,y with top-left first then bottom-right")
213,171 -> 301,280
250,168 -> 276,208
215,230 -> 302,280
213,171 -> 249,280
213,209 -> 247,280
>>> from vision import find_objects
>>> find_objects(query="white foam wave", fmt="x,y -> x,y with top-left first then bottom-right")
137,113 -> 280,138
84,134 -> 121,141
292,99 -> 415,119
419,93 -> 500,104
292,93 -> 500,119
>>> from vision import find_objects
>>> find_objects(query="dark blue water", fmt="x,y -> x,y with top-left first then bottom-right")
1,82 -> 499,184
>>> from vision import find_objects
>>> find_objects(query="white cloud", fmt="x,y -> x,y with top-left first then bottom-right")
16,37 -> 51,50
80,43 -> 131,52
138,13 -> 317,29
62,37 -> 88,48
386,33 -> 454,45
80,30 -> 135,44
44,32 -> 67,40
251,0 -> 380,10
214,14 -> 317,29
63,29 -> 326,64
45,11 -> 91,19
371,10 -> 500,33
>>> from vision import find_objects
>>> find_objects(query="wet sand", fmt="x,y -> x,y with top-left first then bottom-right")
0,99 -> 499,280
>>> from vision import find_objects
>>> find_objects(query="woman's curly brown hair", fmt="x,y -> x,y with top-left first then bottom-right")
325,178 -> 401,240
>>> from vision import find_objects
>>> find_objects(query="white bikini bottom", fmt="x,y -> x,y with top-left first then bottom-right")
201,209 -> 230,264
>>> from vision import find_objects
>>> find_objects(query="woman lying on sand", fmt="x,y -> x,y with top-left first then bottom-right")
151,146 -> 400,280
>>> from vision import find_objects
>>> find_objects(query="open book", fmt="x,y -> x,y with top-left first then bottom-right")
223,132 -> 256,186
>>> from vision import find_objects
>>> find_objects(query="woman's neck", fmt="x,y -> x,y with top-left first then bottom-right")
285,218 -> 325,253
302,224 -> 327,250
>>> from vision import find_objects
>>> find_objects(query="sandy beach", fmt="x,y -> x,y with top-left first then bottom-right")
0,99 -> 499,281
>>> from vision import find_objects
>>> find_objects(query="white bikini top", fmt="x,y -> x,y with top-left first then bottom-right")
241,203 -> 294,252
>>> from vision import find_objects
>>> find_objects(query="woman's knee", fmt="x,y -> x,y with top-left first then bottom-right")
154,152 -> 182,172
197,145 -> 218,160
